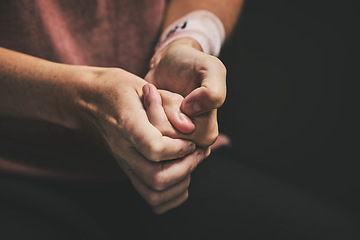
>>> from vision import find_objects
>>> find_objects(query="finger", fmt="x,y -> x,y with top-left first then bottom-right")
158,89 -> 219,147
122,155 -> 191,214
152,190 -> 189,214
120,148 -> 204,192
158,89 -> 195,134
181,86 -> 226,116
210,133 -> 231,150
143,83 -> 167,128
126,106 -> 195,162
126,169 -> 191,208
181,57 -> 227,116
203,146 -> 211,159
143,83 -> 194,135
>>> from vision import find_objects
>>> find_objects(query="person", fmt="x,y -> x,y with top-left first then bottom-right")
1,0 -> 242,229
2,1 -> 359,239
0,0 -> 243,213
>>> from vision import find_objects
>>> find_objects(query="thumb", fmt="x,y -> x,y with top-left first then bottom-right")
181,85 -> 226,116
181,58 -> 227,116
158,90 -> 196,134
143,83 -> 195,134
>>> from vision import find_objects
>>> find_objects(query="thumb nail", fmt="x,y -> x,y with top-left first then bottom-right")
192,102 -> 202,113
143,84 -> 150,96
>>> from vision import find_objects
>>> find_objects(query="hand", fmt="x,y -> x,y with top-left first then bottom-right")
143,83 -> 218,148
77,67 -> 202,214
145,38 -> 227,116
142,83 -> 212,213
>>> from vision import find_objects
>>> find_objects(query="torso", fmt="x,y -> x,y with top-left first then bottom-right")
0,0 -> 165,181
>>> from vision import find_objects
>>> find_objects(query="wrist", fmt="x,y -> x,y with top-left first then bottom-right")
34,63 -> 94,130
155,10 -> 225,57
149,37 -> 202,71
168,37 -> 203,52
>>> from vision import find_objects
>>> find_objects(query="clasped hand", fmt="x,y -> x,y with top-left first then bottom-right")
80,39 -> 226,214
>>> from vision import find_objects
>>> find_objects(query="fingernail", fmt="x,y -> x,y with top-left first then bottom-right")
143,85 -> 150,96
192,102 -> 202,113
189,142 -> 196,153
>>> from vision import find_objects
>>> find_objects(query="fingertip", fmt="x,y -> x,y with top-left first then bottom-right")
143,84 -> 150,109
181,99 -> 206,116
143,83 -> 162,108
210,134 -> 231,150
143,84 -> 150,96
181,87 -> 225,116
164,105 -> 195,134
175,113 -> 195,134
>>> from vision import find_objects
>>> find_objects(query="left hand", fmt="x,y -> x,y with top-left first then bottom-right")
145,38 -> 227,117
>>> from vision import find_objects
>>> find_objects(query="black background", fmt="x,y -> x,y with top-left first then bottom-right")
219,0 -> 359,217
1,1 -> 359,239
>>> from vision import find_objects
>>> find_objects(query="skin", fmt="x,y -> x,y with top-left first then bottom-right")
0,47 -> 208,214
0,0 -> 244,214
146,38 -> 227,117
142,83 -> 214,213
148,0 -> 244,117
0,47 -> 194,201
142,38 -> 227,213
141,0 -> 244,212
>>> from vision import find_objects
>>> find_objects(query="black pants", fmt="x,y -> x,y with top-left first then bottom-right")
1,148 -> 359,240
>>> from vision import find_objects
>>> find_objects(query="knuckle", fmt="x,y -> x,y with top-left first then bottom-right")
147,192 -> 162,207
207,58 -> 227,107
145,141 -> 164,162
183,190 -> 189,202
211,92 -> 226,108
151,172 -> 168,191
176,145 -> 188,159
209,127 -> 219,143
204,147 -> 212,158
172,94 -> 184,104
207,56 -> 227,74
211,56 -> 227,74
198,125 -> 219,147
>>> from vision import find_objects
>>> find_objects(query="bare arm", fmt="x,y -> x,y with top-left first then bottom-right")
147,0 -> 244,114
0,47 -> 203,214
146,0 -> 244,128
163,0 -> 244,38
0,47 -> 84,129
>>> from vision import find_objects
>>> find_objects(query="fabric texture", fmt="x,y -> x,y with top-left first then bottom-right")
0,0 -> 165,181
0,0 -> 164,75
155,10 -> 225,56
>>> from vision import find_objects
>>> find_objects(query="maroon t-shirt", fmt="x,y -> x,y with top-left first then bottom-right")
0,0 -> 165,181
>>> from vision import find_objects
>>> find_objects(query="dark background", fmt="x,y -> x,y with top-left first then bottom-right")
219,0 -> 359,217
1,1 -> 359,239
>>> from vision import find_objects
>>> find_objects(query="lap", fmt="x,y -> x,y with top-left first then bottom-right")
1,148 -> 359,240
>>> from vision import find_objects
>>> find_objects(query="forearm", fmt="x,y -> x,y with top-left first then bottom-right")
0,47 -> 88,129
164,0 -> 244,38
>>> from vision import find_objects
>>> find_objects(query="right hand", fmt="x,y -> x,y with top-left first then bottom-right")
76,67 -> 203,214
143,83 -> 219,148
